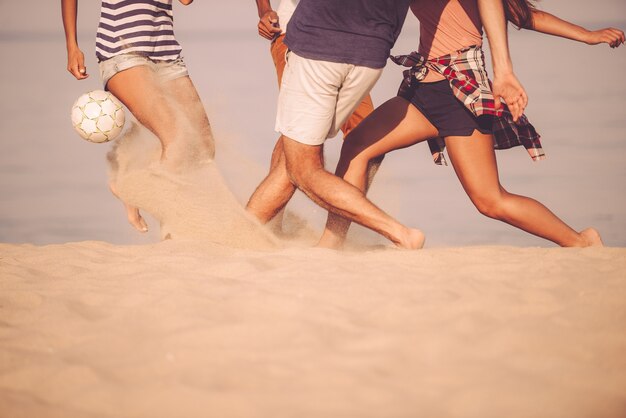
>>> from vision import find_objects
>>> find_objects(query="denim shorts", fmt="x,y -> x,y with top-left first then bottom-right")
398,79 -> 493,138
99,53 -> 189,90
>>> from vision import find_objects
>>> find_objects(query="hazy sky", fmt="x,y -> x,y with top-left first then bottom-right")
1,0 -> 625,34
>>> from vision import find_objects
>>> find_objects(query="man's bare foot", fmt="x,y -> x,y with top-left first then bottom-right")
580,227 -> 604,247
109,183 -> 148,233
395,228 -> 426,250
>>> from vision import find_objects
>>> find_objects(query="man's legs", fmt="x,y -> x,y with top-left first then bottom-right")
246,136 -> 296,223
247,36 -> 376,226
281,135 -> 424,249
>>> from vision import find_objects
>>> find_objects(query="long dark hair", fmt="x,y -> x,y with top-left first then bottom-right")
504,0 -> 538,29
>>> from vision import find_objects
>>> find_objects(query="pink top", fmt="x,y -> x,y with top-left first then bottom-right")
411,0 -> 483,82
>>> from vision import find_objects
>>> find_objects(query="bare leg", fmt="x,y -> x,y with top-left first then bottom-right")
318,97 -> 439,249
253,38 -> 374,230
161,75 -> 215,162
107,68 -> 210,230
282,135 -> 424,249
107,66 -> 187,165
247,96 -> 376,231
445,131 -> 603,247
246,136 -> 297,223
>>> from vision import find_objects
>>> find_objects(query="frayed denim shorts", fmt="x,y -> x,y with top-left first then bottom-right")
99,53 -> 189,90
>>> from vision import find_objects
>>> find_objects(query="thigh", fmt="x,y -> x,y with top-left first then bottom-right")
162,75 -> 214,154
342,97 -> 439,160
282,136 -> 325,176
162,76 -> 211,130
445,131 -> 502,197
106,65 -> 180,139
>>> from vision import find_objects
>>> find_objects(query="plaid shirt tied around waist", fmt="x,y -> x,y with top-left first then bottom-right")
390,45 -> 544,165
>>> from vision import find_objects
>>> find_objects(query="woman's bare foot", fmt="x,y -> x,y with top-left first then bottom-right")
109,183 -> 148,233
580,227 -> 604,247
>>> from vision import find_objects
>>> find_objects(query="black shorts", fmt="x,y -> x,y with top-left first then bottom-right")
397,79 -> 493,137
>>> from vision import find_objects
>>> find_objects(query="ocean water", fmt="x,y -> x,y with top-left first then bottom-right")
0,8 -> 625,247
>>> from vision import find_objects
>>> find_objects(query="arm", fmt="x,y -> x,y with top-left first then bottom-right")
530,10 -> 625,48
256,0 -> 281,40
478,0 -> 527,121
61,0 -> 88,80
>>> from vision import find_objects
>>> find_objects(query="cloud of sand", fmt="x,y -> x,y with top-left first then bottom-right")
106,97 -> 283,250
107,121 -> 281,250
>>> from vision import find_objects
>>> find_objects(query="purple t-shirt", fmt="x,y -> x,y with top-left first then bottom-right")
284,0 -> 411,69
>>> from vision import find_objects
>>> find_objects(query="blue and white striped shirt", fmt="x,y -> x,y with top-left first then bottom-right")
96,0 -> 183,62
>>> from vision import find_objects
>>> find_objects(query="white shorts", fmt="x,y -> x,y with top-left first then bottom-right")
275,51 -> 382,146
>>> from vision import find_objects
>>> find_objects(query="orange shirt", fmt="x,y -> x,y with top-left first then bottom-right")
411,0 -> 483,82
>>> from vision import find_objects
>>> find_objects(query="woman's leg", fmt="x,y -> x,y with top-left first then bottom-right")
107,65 -> 186,164
445,131 -> 603,247
318,97 -> 439,249
106,67 -> 210,231
161,75 -> 215,162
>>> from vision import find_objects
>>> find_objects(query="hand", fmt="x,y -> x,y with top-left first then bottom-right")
67,47 -> 88,80
258,10 -> 281,40
492,71 -> 528,122
585,28 -> 625,48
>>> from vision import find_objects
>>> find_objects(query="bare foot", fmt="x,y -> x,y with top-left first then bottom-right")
580,227 -> 604,247
109,183 -> 148,233
396,228 -> 426,250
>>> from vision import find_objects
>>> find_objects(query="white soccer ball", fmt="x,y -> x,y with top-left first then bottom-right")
71,90 -> 125,143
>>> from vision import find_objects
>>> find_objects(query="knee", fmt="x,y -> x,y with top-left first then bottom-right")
269,154 -> 292,183
285,156 -> 325,191
338,141 -> 374,175
471,192 -> 507,220
282,137 -> 325,188
287,165 -> 317,190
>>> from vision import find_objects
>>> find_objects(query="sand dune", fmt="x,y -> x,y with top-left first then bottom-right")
1,241 -> 625,418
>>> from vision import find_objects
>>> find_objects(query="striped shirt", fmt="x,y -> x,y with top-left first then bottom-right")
96,0 -> 182,62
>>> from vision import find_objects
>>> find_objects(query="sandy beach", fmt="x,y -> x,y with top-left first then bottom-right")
1,1 -> 626,416
1,241 -> 625,417
3,123 -> 624,417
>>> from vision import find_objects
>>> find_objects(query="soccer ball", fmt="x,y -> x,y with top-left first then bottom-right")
71,90 -> 125,143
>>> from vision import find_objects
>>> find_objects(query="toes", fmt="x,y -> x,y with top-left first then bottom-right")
127,209 -> 148,232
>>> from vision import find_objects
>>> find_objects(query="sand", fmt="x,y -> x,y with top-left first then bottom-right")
2,92 -> 626,418
1,241 -> 625,418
